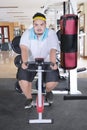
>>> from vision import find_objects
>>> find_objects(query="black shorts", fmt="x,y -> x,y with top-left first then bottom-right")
17,64 -> 60,83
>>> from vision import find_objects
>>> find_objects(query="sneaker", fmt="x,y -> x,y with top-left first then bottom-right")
46,91 -> 53,104
24,99 -> 33,109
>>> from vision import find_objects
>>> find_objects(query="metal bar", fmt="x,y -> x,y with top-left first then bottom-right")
64,95 -> 87,100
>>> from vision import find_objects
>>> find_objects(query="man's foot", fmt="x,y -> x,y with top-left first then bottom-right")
24,99 -> 33,109
46,91 -> 53,104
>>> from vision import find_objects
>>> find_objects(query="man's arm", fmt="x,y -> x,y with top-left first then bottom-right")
50,49 -> 58,70
50,49 -> 56,63
20,45 -> 29,69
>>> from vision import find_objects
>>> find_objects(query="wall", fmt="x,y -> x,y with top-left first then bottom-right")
0,22 -> 14,42
78,2 -> 87,57
0,22 -> 25,42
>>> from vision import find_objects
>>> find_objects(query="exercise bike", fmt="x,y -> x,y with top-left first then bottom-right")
27,58 -> 53,124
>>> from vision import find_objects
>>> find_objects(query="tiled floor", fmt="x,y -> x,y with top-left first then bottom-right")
0,51 -> 17,78
0,50 -> 87,78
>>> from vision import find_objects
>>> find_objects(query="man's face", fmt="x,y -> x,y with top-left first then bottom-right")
33,19 -> 46,36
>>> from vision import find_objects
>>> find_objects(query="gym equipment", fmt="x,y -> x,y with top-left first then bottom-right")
13,54 -> 22,93
77,67 -> 87,73
35,79 -> 46,93
64,67 -> 87,100
59,14 -> 79,95
11,36 -> 22,92
60,14 -> 78,69
14,54 -> 22,68
11,36 -> 21,54
64,95 -> 87,100
27,58 -> 53,124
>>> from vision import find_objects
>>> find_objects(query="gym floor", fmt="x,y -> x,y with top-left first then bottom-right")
0,51 -> 17,78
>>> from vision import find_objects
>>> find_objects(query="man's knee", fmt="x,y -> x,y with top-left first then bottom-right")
19,80 -> 29,88
46,81 -> 58,88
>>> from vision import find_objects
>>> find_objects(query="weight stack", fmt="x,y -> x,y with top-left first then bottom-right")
60,14 -> 78,69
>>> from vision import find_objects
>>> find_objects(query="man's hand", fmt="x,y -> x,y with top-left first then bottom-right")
50,63 -> 58,70
21,62 -> 28,69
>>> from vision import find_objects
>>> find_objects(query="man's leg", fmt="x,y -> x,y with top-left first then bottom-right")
19,80 -> 32,99
45,82 -> 58,104
19,80 -> 33,109
45,66 -> 59,104
46,82 -> 58,92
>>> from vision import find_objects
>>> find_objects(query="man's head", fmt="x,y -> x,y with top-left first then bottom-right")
32,12 -> 46,36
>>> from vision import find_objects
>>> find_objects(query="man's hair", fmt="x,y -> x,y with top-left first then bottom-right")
32,12 -> 46,21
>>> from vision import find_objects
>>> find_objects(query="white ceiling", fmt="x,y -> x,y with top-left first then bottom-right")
0,0 -> 86,28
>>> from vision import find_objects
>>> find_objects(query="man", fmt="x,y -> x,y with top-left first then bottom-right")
18,12 -> 60,109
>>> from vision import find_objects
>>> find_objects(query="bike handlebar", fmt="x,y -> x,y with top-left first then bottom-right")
27,61 -> 52,72
27,61 -> 51,66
